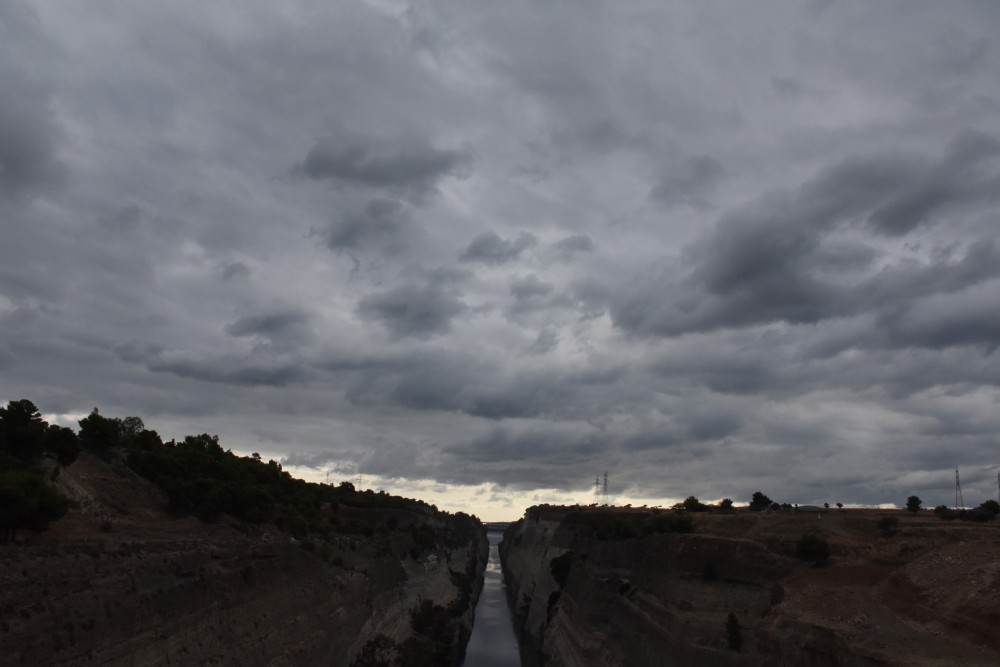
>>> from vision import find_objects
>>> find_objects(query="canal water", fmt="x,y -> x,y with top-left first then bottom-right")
462,531 -> 521,666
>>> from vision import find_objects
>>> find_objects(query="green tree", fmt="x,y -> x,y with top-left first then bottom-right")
905,496 -> 922,513
719,498 -> 734,512
0,470 -> 69,542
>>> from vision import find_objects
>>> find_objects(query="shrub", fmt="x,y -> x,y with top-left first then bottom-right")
796,534 -> 830,565
350,634 -> 397,667
749,491 -> 772,512
905,496 -> 922,513
878,516 -> 899,536
0,470 -> 70,542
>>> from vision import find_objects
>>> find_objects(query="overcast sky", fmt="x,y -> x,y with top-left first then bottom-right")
3,1 -> 1000,519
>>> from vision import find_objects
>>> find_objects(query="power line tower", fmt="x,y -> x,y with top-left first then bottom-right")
593,474 -> 601,505
955,467 -> 964,509
602,471 -> 609,506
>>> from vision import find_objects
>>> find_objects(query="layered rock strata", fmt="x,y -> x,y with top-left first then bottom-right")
1,453 -> 487,666
501,505 -> 1000,667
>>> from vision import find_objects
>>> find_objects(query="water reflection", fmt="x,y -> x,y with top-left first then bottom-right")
462,531 -> 521,666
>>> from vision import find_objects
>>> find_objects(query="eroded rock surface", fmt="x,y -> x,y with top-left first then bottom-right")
501,505 -> 1000,667
1,452 -> 487,666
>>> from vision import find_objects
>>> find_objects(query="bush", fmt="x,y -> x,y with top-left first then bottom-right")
0,470 -> 69,542
878,516 -> 899,536
350,634 -> 397,667
749,491 -> 773,512
796,534 -> 830,565
905,495 -> 922,513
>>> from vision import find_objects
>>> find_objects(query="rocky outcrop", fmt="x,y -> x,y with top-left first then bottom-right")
0,453 -> 487,666
501,505 -> 1000,667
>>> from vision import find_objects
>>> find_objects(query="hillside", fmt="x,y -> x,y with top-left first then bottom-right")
1,450 -> 487,666
501,505 -> 1000,667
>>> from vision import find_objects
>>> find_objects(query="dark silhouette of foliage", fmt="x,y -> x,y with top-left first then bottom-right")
44,424 -> 81,466
0,469 -> 69,542
405,598 -> 459,665
680,495 -> 709,512
0,399 -> 81,467
0,399 -> 47,461
78,408 -> 123,454
936,500 -> 999,523
878,516 -> 899,536
749,491 -> 772,512
718,498 -> 734,512
594,516 -> 638,540
350,635 -> 397,667
796,534 -> 830,565
905,495 -> 922,513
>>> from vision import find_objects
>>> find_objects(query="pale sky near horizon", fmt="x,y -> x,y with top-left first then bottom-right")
3,1 -> 1000,521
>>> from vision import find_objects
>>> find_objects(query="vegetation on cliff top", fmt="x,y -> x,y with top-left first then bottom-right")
0,399 -> 74,541
0,398 -> 480,550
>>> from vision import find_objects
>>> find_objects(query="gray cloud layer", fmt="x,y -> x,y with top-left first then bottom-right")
3,1 -> 1000,514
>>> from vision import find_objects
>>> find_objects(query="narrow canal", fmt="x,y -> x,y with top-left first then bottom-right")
462,530 -> 521,666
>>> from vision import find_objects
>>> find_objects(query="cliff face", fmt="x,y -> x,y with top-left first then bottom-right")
501,505 -> 1000,667
0,452 -> 487,666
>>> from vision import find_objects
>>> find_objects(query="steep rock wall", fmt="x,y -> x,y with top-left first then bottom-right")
501,506 -> 1000,667
0,453 -> 487,666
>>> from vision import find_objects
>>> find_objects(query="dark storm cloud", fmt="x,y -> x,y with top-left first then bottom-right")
0,7 -> 64,200
6,1 -> 1000,514
150,358 -> 305,388
321,199 -> 411,254
879,282 -> 1000,352
218,261 -> 250,281
867,130 -> 1000,236
613,135 -> 1000,343
448,429 -> 588,464
225,309 -> 312,344
550,234 -> 594,259
341,347 -> 625,422
293,135 -> 472,199
94,205 -> 143,234
650,155 -> 726,208
357,281 -> 466,339
506,274 -> 576,319
526,327 -> 559,355
459,231 -> 539,265
115,344 -> 306,388
553,234 -> 593,252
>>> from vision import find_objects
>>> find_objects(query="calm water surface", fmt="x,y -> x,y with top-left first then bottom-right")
462,531 -> 521,666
